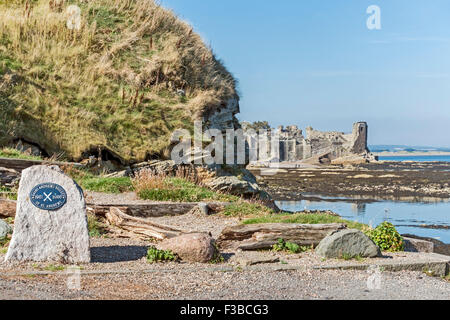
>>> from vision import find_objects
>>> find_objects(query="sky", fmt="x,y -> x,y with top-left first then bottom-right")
160,0 -> 450,147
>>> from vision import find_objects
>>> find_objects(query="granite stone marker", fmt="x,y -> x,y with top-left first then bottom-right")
5,165 -> 90,263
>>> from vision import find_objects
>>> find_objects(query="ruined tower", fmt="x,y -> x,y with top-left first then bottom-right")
351,122 -> 369,154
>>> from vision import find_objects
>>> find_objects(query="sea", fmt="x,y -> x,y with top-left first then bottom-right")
377,155 -> 450,162
276,154 -> 450,244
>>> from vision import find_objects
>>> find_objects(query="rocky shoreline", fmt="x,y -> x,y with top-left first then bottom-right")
250,161 -> 450,200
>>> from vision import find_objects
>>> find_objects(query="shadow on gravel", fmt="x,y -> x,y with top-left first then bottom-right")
90,246 -> 148,263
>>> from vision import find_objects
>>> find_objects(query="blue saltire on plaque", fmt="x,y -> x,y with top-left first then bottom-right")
30,183 -> 67,211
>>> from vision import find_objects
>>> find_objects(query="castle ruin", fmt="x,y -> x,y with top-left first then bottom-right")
243,122 -> 375,164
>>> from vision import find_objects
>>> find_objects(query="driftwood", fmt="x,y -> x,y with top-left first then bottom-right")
2,199 -> 228,219
0,199 -> 16,218
105,207 -> 184,240
0,157 -> 84,172
217,223 -> 347,250
88,203 -> 197,218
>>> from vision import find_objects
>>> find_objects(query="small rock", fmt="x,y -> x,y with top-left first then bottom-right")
315,229 -> 381,259
0,220 -> 12,239
158,233 -> 218,263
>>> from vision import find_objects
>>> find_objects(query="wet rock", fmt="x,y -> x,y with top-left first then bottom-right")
158,232 -> 218,263
316,229 -> 381,259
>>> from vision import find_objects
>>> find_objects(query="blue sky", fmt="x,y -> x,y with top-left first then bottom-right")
161,0 -> 450,147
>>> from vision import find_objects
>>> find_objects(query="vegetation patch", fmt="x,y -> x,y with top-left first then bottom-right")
365,221 -> 404,252
0,186 -> 17,200
341,253 -> 364,261
146,246 -> 177,263
133,169 -> 236,202
272,238 -> 301,254
243,212 -> 369,231
87,213 -> 107,238
63,166 -> 133,194
0,0 -> 237,162
221,201 -> 275,217
0,148 -> 42,161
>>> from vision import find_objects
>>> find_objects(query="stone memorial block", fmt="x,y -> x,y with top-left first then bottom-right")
5,165 -> 90,263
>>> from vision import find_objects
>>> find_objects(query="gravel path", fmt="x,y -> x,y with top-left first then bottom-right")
0,238 -> 449,300
0,269 -> 448,300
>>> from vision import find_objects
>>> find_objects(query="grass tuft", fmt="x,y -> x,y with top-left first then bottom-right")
243,212 -> 370,231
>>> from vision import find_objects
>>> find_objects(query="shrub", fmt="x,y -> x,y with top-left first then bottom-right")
146,246 -> 177,263
366,221 -> 404,252
272,238 -> 300,254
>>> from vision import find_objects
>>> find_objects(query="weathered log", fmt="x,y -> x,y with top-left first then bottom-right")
217,223 -> 347,250
0,199 -> 16,218
87,203 -> 197,218
105,207 -> 184,240
0,167 -> 20,187
0,157 -> 84,172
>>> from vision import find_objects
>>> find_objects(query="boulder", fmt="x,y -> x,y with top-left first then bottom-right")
5,165 -> 90,263
0,167 -> 20,187
157,232 -> 218,263
0,220 -> 12,240
403,237 -> 434,253
316,229 -> 381,259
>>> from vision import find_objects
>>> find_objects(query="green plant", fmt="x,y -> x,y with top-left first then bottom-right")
44,264 -> 66,272
146,246 -> 177,263
365,221 -> 404,252
272,238 -> 300,254
87,214 -> 106,238
209,243 -> 225,264
341,253 -> 364,261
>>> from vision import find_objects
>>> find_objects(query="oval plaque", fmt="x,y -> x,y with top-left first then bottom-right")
30,183 -> 67,211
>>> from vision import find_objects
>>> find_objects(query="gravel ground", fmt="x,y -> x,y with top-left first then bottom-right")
0,269 -> 448,300
0,237 -> 449,300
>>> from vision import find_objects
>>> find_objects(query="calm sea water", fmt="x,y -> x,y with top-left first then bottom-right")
378,155 -> 450,162
276,196 -> 450,244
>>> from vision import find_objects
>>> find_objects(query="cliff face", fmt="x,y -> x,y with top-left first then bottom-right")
0,0 -> 240,164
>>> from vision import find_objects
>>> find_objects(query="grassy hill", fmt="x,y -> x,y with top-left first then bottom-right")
0,0 -> 238,163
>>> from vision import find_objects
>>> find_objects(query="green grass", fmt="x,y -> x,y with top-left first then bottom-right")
87,214 -> 106,238
43,264 -> 66,272
243,212 -> 369,231
341,253 -> 365,261
0,0 -> 237,163
221,201 -> 275,217
0,186 -> 17,200
138,178 -> 237,202
79,176 -> 133,194
0,147 -> 42,161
